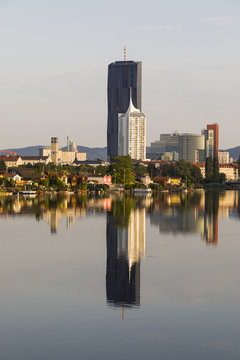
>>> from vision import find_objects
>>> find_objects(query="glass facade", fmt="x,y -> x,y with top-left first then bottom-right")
107,61 -> 142,159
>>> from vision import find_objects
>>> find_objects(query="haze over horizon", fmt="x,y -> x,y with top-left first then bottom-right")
1,0 -> 240,149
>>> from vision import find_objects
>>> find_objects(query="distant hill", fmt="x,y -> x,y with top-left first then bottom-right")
224,146 -> 240,161
3,146 -> 44,156
2,145 -> 108,161
76,146 -> 107,161
2,145 -> 240,162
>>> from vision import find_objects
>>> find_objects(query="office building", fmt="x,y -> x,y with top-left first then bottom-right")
107,60 -> 142,159
179,134 -> 205,162
150,133 -> 179,160
202,123 -> 219,159
118,90 -> 146,160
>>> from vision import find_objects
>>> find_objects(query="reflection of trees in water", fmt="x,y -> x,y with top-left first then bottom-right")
178,193 -> 202,212
110,197 -> 135,228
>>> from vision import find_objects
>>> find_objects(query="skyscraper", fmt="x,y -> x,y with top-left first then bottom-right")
202,123 -> 219,159
107,60 -> 142,159
118,89 -> 146,160
207,123 -> 219,158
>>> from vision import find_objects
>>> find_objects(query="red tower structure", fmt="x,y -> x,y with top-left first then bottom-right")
207,123 -> 219,158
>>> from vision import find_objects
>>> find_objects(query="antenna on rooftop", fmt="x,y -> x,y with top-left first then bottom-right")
124,45 -> 126,61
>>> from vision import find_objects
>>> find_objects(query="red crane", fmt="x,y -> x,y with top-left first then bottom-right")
0,150 -> 17,156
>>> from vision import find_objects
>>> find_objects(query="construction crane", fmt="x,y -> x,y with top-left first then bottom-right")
0,150 -> 17,156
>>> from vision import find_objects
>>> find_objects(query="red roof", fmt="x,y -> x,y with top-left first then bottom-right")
0,156 -> 20,162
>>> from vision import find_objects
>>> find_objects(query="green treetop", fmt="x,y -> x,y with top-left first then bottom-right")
108,156 -> 135,185
213,157 -> 220,183
0,160 -> 6,171
205,157 -> 213,183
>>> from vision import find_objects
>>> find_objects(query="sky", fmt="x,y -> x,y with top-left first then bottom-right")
0,0 -> 240,149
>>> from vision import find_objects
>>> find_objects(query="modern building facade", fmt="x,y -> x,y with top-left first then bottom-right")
107,60 -> 142,159
207,123 -> 219,158
118,91 -> 146,160
150,133 -> 179,160
202,123 -> 219,159
179,134 -> 205,162
150,123 -> 220,163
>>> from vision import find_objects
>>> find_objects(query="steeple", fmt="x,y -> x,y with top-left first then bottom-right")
127,87 -> 140,114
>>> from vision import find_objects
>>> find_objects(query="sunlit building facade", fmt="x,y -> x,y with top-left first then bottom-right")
118,91 -> 146,160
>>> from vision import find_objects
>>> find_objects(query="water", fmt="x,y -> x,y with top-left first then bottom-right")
0,191 -> 240,359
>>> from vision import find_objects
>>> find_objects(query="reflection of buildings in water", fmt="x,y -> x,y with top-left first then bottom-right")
43,207 -> 87,234
106,208 -> 145,309
150,207 -> 205,235
0,196 -> 113,233
149,193 -> 222,246
203,212 -> 218,245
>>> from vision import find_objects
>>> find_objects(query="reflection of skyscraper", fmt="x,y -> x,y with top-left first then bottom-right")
106,208 -> 145,308
50,209 -> 58,234
204,192 -> 219,245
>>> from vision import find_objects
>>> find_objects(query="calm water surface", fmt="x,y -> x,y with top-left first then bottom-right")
0,191 -> 240,359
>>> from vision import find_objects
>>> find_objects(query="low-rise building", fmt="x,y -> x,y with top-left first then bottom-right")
21,156 -> 51,166
218,152 -> 230,164
0,156 -> 22,168
153,176 -> 181,187
219,164 -> 238,180
194,163 -> 239,181
87,175 -> 112,185
0,173 -> 22,183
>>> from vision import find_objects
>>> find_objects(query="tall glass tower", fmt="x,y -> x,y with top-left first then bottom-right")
107,60 -> 142,159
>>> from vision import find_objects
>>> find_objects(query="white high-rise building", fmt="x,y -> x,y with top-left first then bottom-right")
118,90 -> 146,160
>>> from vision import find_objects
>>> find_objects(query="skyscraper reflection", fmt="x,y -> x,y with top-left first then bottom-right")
204,191 -> 219,245
106,200 -> 145,309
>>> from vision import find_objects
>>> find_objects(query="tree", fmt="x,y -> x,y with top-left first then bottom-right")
0,160 -> 6,171
189,164 -> 203,185
26,162 -> 34,168
34,163 -> 45,175
213,157 -> 219,182
147,163 -> 158,178
95,165 -> 108,176
219,173 -> 226,184
48,174 -> 67,190
205,157 -> 213,183
108,156 -> 135,185
133,164 -> 147,177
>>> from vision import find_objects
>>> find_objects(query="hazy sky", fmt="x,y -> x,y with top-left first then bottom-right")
1,0 -> 240,149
